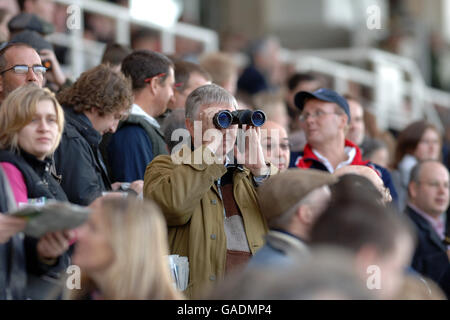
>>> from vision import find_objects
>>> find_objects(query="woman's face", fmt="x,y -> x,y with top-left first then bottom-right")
17,100 -> 59,160
414,128 -> 441,161
73,207 -> 114,273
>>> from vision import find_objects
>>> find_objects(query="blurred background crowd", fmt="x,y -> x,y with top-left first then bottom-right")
0,0 -> 449,301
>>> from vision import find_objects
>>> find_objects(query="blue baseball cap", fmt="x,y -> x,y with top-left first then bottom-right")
294,88 -> 351,123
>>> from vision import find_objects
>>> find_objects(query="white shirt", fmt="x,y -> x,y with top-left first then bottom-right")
312,146 -> 357,173
130,103 -> 160,129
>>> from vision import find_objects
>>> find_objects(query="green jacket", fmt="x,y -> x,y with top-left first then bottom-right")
144,146 -> 274,298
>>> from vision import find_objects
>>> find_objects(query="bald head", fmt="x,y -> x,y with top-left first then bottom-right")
261,120 -> 290,171
334,165 -> 391,203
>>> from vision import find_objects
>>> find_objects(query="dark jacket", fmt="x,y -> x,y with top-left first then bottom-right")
295,139 -> 399,205
54,106 -> 111,206
237,65 -> 270,95
406,205 -> 450,298
0,149 -> 69,299
107,113 -> 168,182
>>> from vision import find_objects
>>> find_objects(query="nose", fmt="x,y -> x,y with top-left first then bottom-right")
26,68 -> 38,82
110,120 -> 120,133
37,118 -> 50,131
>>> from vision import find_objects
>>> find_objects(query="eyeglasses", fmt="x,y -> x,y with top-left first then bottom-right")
299,110 -> 339,122
0,64 -> 47,76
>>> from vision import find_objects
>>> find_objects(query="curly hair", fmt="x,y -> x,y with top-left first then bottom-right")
57,64 -> 133,116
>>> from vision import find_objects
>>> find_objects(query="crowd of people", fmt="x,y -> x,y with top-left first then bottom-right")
0,0 -> 449,301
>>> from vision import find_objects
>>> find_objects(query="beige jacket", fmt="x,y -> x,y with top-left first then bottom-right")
143,147 -> 275,298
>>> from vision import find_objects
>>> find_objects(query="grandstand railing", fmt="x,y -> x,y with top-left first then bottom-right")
281,47 -> 448,132
49,0 -> 219,78
47,1 -> 448,133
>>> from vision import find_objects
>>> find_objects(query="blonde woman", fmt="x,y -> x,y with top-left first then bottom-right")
0,85 -> 72,299
70,196 -> 183,300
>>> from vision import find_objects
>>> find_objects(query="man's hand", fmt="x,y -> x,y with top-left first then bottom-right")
37,230 -> 74,260
129,180 -> 143,194
111,182 -> 122,191
235,125 -> 270,176
111,180 -> 143,194
0,213 -> 26,244
39,49 -> 67,87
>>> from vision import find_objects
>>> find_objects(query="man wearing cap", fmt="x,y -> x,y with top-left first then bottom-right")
246,168 -> 336,269
293,88 -> 398,201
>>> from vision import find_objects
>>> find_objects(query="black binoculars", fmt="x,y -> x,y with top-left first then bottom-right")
213,110 -> 266,129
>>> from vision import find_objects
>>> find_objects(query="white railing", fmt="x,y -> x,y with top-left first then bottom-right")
281,47 -> 448,132
48,0 -> 219,78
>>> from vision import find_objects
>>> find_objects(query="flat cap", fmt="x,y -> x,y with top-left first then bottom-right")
8,13 -> 54,35
10,30 -> 53,52
258,168 -> 338,223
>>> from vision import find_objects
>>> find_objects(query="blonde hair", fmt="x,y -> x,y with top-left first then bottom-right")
0,85 -> 64,156
199,52 -> 237,87
72,197 -> 183,300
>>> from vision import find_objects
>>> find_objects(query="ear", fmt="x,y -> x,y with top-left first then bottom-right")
408,181 -> 418,200
185,118 -> 194,137
298,205 -> 314,225
149,77 -> 160,95
339,113 -> 349,129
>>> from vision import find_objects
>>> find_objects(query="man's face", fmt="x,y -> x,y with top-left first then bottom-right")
261,122 -> 290,171
300,99 -> 347,147
169,72 -> 210,110
346,100 -> 365,146
187,103 -> 237,156
154,67 -> 175,116
0,46 -> 44,99
409,162 -> 450,218
89,109 -> 129,136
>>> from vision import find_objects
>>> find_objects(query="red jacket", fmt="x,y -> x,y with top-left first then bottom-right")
296,139 -> 370,170
294,139 -> 399,204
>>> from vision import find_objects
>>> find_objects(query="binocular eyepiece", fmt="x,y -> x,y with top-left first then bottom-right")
213,110 -> 266,129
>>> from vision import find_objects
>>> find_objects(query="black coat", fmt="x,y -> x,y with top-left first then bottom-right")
406,205 -> 450,297
54,106 -> 111,206
0,149 -> 69,299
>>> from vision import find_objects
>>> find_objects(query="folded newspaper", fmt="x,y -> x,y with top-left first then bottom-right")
168,255 -> 189,292
10,200 -> 91,238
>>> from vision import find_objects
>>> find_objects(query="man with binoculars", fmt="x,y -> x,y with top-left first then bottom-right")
143,84 -> 276,298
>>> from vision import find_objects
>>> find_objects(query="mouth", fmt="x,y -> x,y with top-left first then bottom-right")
36,137 -> 51,143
